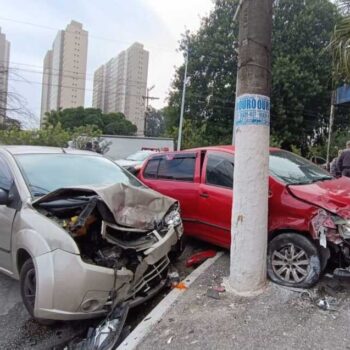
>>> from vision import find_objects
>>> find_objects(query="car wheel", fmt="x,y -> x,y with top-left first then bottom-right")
20,259 -> 55,325
267,233 -> 321,288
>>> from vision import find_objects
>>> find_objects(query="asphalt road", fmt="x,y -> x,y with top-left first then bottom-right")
0,273 -> 96,349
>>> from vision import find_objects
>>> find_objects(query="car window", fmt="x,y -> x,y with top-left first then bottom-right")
157,155 -> 196,182
206,152 -> 234,188
270,150 -> 331,185
0,156 -> 13,191
15,154 -> 144,197
144,158 -> 160,179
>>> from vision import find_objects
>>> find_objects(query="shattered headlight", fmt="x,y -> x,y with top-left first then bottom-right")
164,206 -> 182,227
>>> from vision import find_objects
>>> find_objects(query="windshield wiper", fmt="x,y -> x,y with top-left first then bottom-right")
310,176 -> 333,183
29,185 -> 50,197
289,181 -> 313,185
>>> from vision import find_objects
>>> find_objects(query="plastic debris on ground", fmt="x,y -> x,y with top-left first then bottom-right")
174,281 -> 188,290
213,285 -> 226,293
206,288 -> 221,300
185,250 -> 217,268
333,267 -> 350,279
65,303 -> 129,350
168,271 -> 181,288
316,297 -> 338,311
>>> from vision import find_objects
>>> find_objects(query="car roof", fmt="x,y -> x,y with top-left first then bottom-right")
188,145 -> 281,152
0,145 -> 102,156
170,145 -> 281,153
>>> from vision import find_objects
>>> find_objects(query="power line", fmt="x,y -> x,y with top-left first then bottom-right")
0,60 -> 150,86
7,66 -> 148,88
7,77 -> 148,99
0,16 -> 175,53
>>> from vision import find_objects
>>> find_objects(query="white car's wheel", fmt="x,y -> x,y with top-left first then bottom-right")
20,259 -> 55,325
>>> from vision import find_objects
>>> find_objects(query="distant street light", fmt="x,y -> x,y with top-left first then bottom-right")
177,47 -> 189,151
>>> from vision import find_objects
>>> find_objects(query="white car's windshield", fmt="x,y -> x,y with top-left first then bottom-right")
270,150 -> 332,185
15,154 -> 143,197
126,151 -> 153,161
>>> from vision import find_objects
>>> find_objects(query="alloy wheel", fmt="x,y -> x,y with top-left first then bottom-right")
271,243 -> 310,284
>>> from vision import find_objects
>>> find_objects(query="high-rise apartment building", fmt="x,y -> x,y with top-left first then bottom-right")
92,43 -> 149,135
0,27 -> 10,124
40,20 -> 88,126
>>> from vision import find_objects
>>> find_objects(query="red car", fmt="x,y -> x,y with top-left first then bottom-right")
138,146 -> 350,288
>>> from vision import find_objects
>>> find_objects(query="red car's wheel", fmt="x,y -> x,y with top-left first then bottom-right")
267,233 -> 321,288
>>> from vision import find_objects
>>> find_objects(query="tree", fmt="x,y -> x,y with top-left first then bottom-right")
0,123 -> 102,149
165,0 -> 238,147
328,1 -> 350,80
44,107 -> 137,135
0,68 -> 36,128
164,0 -> 339,155
144,107 -> 165,137
103,113 -> 137,135
271,0 -> 338,154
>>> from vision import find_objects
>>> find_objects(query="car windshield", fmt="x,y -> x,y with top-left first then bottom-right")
126,151 -> 153,161
15,153 -> 144,197
269,150 -> 332,185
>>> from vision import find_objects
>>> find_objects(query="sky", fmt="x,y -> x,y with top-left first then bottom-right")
0,0 -> 214,128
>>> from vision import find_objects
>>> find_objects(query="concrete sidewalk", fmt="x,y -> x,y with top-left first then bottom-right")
124,253 -> 350,350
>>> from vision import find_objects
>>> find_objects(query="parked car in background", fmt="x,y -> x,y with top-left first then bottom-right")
115,150 -> 158,174
0,146 -> 182,323
139,145 -> 350,288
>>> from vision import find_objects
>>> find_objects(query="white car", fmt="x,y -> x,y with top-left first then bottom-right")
115,150 -> 157,174
0,146 -> 183,323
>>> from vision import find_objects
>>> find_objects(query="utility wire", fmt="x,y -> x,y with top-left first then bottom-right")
0,16 -> 175,53
7,77 -> 148,99
7,66 -> 148,88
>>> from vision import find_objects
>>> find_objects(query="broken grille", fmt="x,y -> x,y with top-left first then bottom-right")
130,255 -> 170,296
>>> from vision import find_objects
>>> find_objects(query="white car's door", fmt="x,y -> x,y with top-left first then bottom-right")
0,155 -> 17,272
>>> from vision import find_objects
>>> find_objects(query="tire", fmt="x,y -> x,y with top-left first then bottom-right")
20,259 -> 55,325
267,233 -> 321,288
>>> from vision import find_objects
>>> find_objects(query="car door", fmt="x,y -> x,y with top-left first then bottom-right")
0,155 -> 18,271
197,151 -> 234,248
140,152 -> 202,236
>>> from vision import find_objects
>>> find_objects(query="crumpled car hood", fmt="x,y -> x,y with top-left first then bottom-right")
32,183 -> 177,230
288,176 -> 350,218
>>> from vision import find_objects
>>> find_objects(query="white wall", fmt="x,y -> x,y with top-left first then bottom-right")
103,135 -> 174,159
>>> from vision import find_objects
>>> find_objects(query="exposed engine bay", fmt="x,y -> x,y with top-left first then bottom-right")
33,183 -> 183,308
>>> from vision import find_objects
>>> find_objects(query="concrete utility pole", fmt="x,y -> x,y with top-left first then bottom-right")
143,85 -> 160,110
143,85 -> 160,135
227,0 -> 273,295
177,47 -> 188,151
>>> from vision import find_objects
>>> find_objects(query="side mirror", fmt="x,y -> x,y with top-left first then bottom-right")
0,189 -> 9,206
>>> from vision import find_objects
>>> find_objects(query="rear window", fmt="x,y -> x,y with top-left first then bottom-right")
144,154 -> 196,182
143,159 -> 160,179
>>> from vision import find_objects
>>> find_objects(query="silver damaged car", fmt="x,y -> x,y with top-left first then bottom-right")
0,146 -> 183,323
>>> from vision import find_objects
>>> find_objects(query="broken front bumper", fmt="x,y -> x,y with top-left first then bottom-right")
33,225 -> 180,321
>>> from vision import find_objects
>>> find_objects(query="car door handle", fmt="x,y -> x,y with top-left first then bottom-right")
200,192 -> 209,198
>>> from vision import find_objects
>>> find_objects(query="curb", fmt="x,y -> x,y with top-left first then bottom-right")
117,251 -> 224,350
